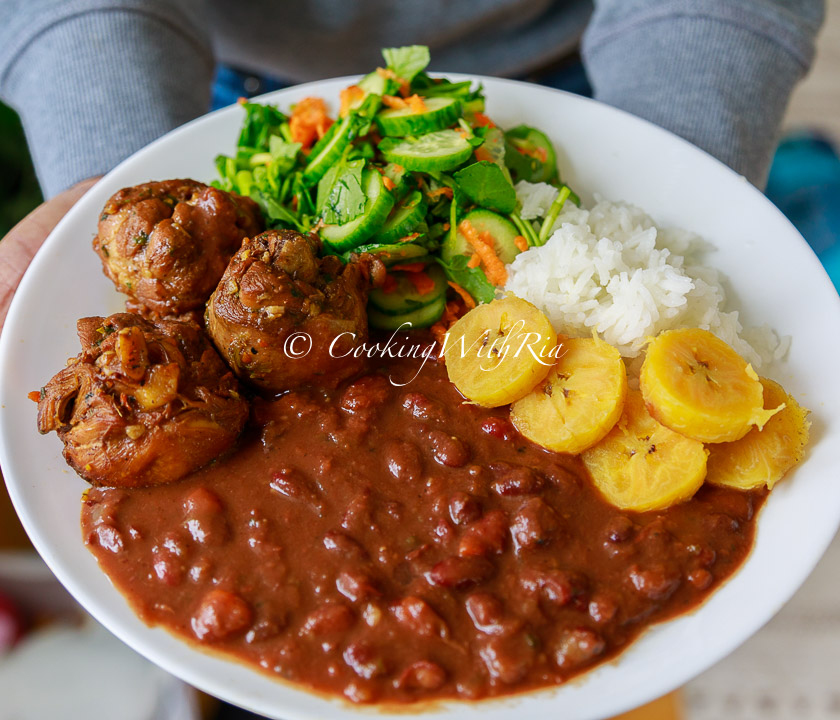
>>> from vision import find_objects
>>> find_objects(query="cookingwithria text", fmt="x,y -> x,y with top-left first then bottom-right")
281,320 -> 562,386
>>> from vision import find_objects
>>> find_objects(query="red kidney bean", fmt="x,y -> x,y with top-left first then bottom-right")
465,592 -> 520,636
687,568 -> 713,590
545,463 -> 583,495
490,463 -> 544,496
478,633 -> 536,684
384,440 -> 424,482
269,467 -> 322,510
339,376 -> 391,416
459,510 -> 508,557
392,597 -> 448,639
627,564 -> 681,601
395,661 -> 447,690
588,594 -> 618,624
432,518 -> 456,544
448,492 -> 482,526
343,680 -> 376,703
510,498 -> 559,551
343,641 -> 387,679
427,430 -> 471,468
604,515 -> 635,544
336,570 -> 381,603
480,416 -> 517,441
323,530 -> 368,561
554,627 -> 605,670
300,603 -> 355,636
401,392 -> 444,422
183,487 -> 228,546
191,589 -> 252,642
245,618 -> 285,644
90,524 -> 125,554
425,556 -> 495,590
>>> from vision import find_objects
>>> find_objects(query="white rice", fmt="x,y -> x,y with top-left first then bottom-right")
505,182 -> 789,369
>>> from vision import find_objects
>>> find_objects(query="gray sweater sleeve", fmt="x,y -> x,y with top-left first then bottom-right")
582,0 -> 824,188
0,0 -> 213,198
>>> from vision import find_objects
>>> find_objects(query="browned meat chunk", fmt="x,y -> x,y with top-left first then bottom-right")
93,179 -> 263,317
205,229 -> 384,393
34,313 -> 249,487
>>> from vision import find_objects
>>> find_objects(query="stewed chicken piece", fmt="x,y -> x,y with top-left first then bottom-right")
93,179 -> 263,318
34,313 -> 249,488
206,229 -> 384,393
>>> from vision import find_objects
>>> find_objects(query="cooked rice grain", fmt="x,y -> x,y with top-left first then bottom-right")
505,193 -> 786,368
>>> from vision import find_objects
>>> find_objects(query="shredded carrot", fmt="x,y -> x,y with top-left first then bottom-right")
391,262 -> 426,273
382,175 -> 396,191
339,85 -> 365,117
27,390 -> 40,403
467,253 -> 481,268
289,97 -> 334,151
442,222 -> 450,231
448,281 -> 476,309
474,146 -> 495,163
392,163 -> 405,173
514,143 -> 548,163
514,235 -> 529,252
471,112 -> 496,128
397,232 -> 421,243
382,94 -> 408,109
291,195 -> 299,209
407,94 -> 428,113
376,67 -> 411,97
406,270 -> 436,296
426,187 -> 453,200
431,299 -> 469,357
459,220 -> 508,285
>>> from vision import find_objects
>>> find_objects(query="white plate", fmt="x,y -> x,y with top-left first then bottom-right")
1,76 -> 839,720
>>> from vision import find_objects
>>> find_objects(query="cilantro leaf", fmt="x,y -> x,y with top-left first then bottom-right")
237,102 -> 288,150
435,255 -> 496,305
453,161 -> 516,214
316,157 -> 367,225
382,45 -> 430,84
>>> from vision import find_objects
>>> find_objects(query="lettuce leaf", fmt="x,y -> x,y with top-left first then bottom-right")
382,45 -> 430,84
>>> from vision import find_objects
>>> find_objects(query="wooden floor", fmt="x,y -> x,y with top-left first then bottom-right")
783,0 -> 840,140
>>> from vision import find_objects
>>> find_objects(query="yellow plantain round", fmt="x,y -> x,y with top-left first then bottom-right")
510,336 -> 627,454
640,327 -> 780,443
582,390 -> 708,512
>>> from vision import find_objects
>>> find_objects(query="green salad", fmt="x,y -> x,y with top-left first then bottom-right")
214,45 -> 577,330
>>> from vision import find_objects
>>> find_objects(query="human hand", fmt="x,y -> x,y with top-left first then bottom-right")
0,177 -> 99,336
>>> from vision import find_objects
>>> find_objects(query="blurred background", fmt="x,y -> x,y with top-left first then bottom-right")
1,2 -> 838,719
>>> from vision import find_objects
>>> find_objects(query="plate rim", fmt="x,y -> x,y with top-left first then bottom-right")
2,73 -> 840,719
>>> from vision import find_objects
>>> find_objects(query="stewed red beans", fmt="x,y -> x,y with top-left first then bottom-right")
82,348 -> 762,703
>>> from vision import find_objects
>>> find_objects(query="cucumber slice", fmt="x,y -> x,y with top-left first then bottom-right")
369,264 -> 447,316
375,191 -> 428,243
504,125 -> 558,183
320,169 -> 395,252
303,116 -> 354,183
441,208 -> 521,265
369,295 -> 446,330
347,243 -> 430,267
379,130 -> 473,172
358,70 -> 389,96
376,97 -> 461,137
382,163 -> 415,201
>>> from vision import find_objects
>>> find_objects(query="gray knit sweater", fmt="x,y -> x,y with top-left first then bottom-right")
0,0 -> 824,197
